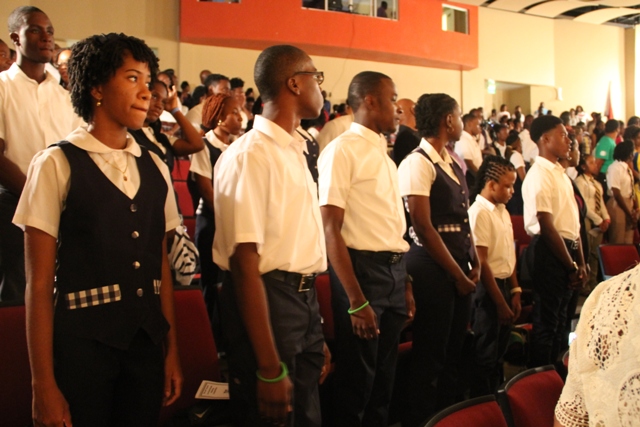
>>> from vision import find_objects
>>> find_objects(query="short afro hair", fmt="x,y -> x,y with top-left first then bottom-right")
8,6 -> 45,33
204,73 -> 229,89
230,77 -> 244,90
68,33 -> 158,122
530,115 -> 562,142
254,45 -> 308,102
415,93 -> 458,139
604,119 -> 620,134
462,113 -> 478,127
623,125 -> 640,142
613,140 -> 634,161
347,71 -> 391,113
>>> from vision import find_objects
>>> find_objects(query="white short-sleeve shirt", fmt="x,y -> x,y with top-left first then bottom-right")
468,195 -> 516,279
212,115 -> 326,274
509,150 -> 525,170
0,63 -> 83,175
398,138 -> 459,198
521,156 -> 580,240
606,160 -> 634,199
190,130 -> 228,180
318,122 -> 409,253
13,127 -> 180,238
454,130 -> 483,170
520,129 -> 539,164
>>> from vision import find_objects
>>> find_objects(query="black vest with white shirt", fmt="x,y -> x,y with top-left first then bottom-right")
54,142 -> 169,350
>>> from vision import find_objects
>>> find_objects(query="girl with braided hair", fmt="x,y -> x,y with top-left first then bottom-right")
189,93 -> 242,342
467,155 -> 522,396
16,33 -> 182,426
398,93 -> 480,426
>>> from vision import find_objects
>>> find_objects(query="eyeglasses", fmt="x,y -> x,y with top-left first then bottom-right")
292,71 -> 324,85
54,61 -> 68,69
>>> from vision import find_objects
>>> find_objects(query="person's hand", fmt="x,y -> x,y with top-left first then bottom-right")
497,300 -> 515,325
454,274 -> 476,296
32,383 -> 73,427
404,282 -> 415,321
568,265 -> 587,290
257,371 -> 293,426
350,304 -> 379,340
163,351 -> 183,406
164,85 -> 179,112
511,292 -> 522,322
599,219 -> 610,232
318,343 -> 332,385
468,264 -> 481,285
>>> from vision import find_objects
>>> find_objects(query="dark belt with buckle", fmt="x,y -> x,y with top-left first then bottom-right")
263,270 -> 317,292
563,238 -> 579,251
354,250 -> 405,265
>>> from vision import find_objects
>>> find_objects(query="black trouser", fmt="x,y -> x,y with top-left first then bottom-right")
54,329 -> 165,427
0,190 -> 25,302
401,243 -> 472,427
195,212 -> 223,346
330,248 -> 407,427
469,277 -> 512,397
529,235 -> 575,368
220,272 -> 325,427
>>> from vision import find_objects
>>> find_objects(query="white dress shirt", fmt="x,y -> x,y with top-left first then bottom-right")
575,174 -> 609,227
0,63 -> 82,175
398,138 -> 459,198
318,122 -> 409,253
520,129 -> 538,164
316,114 -> 353,153
510,150 -> 525,170
606,160 -> 634,199
185,101 -> 204,129
522,156 -> 580,240
213,115 -> 326,274
468,195 -> 516,279
454,130 -> 483,170
190,130 -> 228,180
13,127 -> 180,238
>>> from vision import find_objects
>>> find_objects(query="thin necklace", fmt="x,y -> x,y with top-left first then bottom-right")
99,153 -> 129,181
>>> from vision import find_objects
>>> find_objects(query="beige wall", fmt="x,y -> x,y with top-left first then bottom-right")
1,0 -> 181,70
0,1 -> 631,119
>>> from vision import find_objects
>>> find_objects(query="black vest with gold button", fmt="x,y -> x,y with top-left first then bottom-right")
54,142 -> 169,350
409,148 -> 474,263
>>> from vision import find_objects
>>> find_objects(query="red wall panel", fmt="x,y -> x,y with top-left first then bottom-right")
180,0 -> 478,71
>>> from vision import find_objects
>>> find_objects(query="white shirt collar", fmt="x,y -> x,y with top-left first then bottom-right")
474,194 -> 498,212
419,138 -> 452,165
534,155 -> 563,172
8,62 -> 58,86
205,129 -> 229,152
253,115 -> 302,148
350,122 -> 387,152
65,126 -> 141,157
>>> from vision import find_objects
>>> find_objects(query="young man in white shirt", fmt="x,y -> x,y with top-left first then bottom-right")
213,45 -> 330,427
454,113 -> 483,188
521,115 -> 587,368
0,6 -> 81,301
318,71 -> 413,427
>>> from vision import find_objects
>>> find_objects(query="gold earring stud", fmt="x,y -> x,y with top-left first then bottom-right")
96,100 -> 102,107
218,119 -> 223,127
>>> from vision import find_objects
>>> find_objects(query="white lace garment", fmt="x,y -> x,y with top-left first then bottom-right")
555,264 -> 640,427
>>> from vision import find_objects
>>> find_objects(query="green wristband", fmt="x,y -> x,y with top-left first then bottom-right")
256,361 -> 288,383
348,300 -> 370,315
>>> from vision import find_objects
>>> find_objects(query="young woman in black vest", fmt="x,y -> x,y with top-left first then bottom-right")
19,34 -> 182,426
190,93 -> 242,342
129,79 -> 203,175
397,93 -> 480,426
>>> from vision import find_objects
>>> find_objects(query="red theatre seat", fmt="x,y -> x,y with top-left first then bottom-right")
424,395 -> 508,427
598,244 -> 640,280
496,365 -> 564,427
314,273 -> 334,342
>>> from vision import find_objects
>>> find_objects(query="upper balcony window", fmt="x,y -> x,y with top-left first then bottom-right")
303,0 -> 397,20
442,4 -> 468,34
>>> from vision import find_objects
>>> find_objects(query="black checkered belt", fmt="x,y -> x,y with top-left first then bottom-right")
563,238 -> 579,251
354,250 -> 404,265
264,270 -> 317,292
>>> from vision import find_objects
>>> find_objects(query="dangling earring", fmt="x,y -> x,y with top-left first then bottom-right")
217,119 -> 223,127
96,99 -> 102,107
